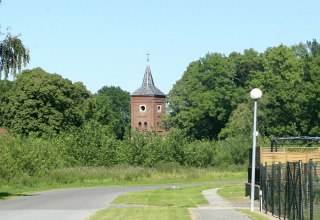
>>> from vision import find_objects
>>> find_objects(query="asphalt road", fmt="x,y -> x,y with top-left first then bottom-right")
0,185 -> 166,220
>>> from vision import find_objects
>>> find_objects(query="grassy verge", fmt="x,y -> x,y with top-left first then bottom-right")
89,185 -> 214,220
113,185 -> 212,207
89,207 -> 190,220
89,183 -> 272,220
237,209 -> 270,220
0,165 -> 246,200
217,183 -> 249,202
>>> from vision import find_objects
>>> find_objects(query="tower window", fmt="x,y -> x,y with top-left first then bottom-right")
139,104 -> 146,112
157,104 -> 161,112
144,122 -> 147,129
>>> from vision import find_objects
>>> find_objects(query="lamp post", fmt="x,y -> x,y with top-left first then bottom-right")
250,88 -> 262,212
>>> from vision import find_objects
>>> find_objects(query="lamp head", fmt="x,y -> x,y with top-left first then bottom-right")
250,88 -> 262,100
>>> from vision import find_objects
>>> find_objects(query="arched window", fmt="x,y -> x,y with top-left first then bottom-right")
144,122 -> 147,129
138,122 -> 142,129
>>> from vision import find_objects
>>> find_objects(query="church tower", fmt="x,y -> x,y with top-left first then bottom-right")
131,58 -> 166,133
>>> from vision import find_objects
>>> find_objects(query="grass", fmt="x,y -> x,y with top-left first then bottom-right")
88,185 -> 214,220
237,209 -> 270,220
89,182 -> 273,220
217,183 -> 248,202
89,207 -> 190,220
113,185 -> 212,207
0,165 -> 246,200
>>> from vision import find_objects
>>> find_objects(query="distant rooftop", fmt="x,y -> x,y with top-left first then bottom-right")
132,62 -> 166,97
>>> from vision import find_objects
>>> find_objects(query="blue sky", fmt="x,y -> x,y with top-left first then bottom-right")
0,0 -> 319,94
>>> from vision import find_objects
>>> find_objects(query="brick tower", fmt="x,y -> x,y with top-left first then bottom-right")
131,58 -> 166,133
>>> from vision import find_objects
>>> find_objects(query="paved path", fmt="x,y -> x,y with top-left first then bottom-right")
0,185 -> 165,220
0,183 -> 274,220
190,188 -> 255,220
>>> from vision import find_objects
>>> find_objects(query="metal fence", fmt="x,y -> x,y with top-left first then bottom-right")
260,160 -> 320,220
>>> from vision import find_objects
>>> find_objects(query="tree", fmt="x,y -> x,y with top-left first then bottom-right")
0,33 -> 30,79
85,86 -> 131,139
219,102 -> 252,139
228,49 -> 264,88
0,79 -> 12,125
246,45 -> 304,137
2,68 -> 91,135
296,40 -> 320,135
0,1 -> 30,78
167,53 -> 244,139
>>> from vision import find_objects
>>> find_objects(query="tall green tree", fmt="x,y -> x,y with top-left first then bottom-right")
168,42 -> 320,140
3,68 -> 91,135
246,45 -> 304,137
0,79 -> 12,125
85,86 -> 130,139
167,53 -> 244,139
295,40 -> 320,135
228,48 -> 264,88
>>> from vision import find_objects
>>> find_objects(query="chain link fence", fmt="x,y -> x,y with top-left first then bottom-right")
260,160 -> 320,220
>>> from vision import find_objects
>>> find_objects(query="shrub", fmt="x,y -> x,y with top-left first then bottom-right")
0,134 -> 65,183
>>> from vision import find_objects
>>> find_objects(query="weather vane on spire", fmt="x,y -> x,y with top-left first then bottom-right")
146,53 -> 150,62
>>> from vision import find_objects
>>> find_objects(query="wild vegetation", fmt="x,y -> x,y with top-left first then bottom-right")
1,37 -> 320,189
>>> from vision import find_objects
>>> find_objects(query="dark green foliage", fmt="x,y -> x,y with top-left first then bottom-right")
85,86 -> 130,139
168,53 -> 244,139
168,40 -> 320,139
2,68 -> 91,136
0,79 -> 12,124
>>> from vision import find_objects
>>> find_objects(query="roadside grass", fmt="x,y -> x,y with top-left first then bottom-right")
89,185 -> 214,220
0,165 -> 246,200
89,207 -> 190,220
237,209 -> 270,220
88,183 -> 272,220
112,185 -> 212,207
217,183 -> 248,202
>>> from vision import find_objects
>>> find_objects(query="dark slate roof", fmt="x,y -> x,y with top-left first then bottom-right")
132,63 -> 166,97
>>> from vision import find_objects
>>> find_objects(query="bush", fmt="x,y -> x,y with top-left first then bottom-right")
59,121 -> 126,166
0,134 -> 65,183
0,124 -> 251,185
183,140 -> 215,167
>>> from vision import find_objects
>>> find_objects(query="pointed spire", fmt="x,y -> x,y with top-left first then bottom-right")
132,56 -> 166,97
142,62 -> 155,87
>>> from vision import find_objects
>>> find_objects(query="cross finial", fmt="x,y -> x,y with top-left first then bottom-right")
146,53 -> 150,62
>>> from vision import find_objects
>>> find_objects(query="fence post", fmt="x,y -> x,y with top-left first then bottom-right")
298,160 -> 303,220
284,162 -> 289,220
304,162 -> 308,209
293,162 -> 296,220
259,163 -> 263,212
265,163 -> 268,214
271,163 -> 275,215
309,160 -> 313,220
278,162 -> 282,218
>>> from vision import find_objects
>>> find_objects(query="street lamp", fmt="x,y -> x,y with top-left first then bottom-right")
250,88 -> 262,212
